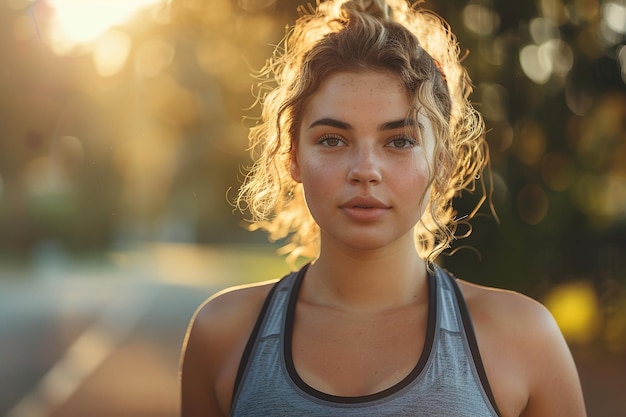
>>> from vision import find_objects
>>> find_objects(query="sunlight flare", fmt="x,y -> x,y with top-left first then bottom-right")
46,0 -> 167,48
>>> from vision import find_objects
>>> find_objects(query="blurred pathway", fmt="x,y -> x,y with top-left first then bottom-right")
0,266 -> 217,417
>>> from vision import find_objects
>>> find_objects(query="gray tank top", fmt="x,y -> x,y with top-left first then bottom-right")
231,264 -> 502,416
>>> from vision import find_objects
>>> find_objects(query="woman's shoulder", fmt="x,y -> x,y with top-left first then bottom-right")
181,279 -> 280,415
456,278 -> 563,356
456,279 -> 557,336
456,279 -> 586,416
182,279 -> 282,375
190,279 -> 279,340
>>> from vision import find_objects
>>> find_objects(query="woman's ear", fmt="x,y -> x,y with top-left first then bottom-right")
289,146 -> 302,183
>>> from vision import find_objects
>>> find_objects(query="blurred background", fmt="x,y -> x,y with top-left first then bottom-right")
0,0 -> 624,415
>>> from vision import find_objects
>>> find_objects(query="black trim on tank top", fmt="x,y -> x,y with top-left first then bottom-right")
231,280 -> 281,409
448,274 -> 503,417
283,266 -> 437,404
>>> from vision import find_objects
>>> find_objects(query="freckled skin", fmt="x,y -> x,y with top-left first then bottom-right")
291,71 -> 434,253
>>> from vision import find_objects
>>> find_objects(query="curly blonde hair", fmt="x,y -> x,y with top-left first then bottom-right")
237,0 -> 488,266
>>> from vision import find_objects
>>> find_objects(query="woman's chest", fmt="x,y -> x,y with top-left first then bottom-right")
290,304 -> 428,397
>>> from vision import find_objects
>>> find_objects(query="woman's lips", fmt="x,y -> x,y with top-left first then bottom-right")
340,196 -> 390,222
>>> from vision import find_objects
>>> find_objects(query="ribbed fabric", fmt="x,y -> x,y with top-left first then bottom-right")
231,264 -> 501,416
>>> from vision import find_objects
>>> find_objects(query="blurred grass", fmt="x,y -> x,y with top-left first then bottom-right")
0,242 -> 296,287
108,242 -> 297,287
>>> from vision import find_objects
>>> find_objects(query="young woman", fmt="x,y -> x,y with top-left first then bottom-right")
180,0 -> 587,415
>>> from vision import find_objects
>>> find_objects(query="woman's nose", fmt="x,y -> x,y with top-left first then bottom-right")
347,148 -> 382,185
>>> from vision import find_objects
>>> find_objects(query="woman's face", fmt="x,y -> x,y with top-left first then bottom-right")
290,70 -> 436,253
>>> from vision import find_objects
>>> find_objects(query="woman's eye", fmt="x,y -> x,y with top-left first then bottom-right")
318,136 -> 345,147
387,137 -> 416,149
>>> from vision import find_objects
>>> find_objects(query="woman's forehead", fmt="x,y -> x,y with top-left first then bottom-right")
316,70 -> 406,94
300,70 -> 436,124
301,72 -> 409,122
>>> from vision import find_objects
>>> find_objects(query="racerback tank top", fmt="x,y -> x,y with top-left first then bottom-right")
231,264 -> 502,416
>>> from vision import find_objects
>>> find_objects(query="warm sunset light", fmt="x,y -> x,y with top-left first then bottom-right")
44,0 -> 167,52
2,0 -> 626,415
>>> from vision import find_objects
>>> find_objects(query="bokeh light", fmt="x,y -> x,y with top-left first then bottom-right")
544,281 -> 601,344
462,2 -> 500,36
519,39 -> 574,84
135,38 -> 175,78
602,1 -> 626,36
92,30 -> 132,77
45,0 -> 166,46
529,17 -> 559,44
520,44 -> 552,84
538,0 -> 567,24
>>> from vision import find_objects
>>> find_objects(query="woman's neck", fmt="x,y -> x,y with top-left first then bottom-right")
302,238 -> 429,313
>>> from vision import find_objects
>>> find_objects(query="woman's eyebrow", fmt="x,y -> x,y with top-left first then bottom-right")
308,118 -> 417,130
378,118 -> 417,130
308,118 -> 351,130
